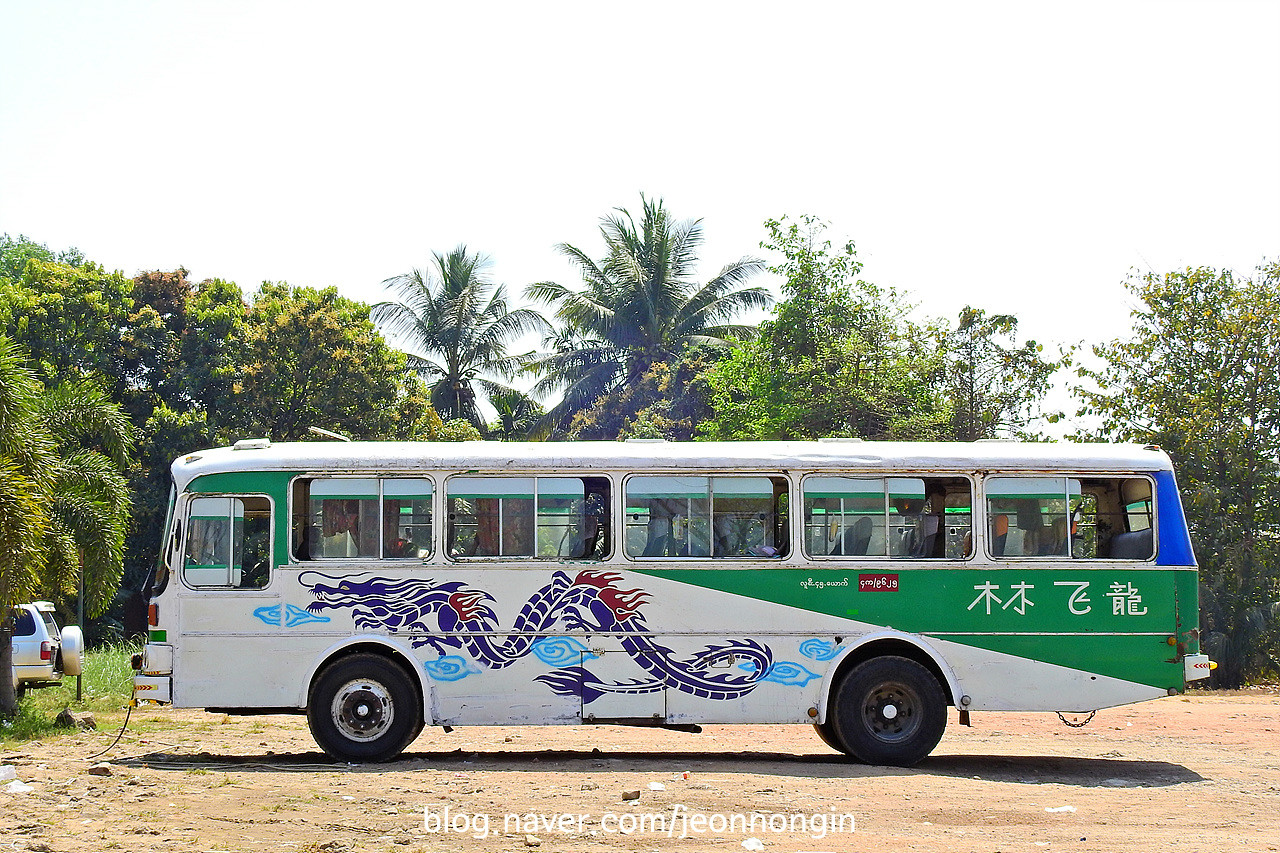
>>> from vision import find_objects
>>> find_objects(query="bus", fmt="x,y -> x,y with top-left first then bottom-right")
132,439 -> 1212,766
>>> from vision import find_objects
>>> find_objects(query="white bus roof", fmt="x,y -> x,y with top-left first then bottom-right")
172,440 -> 1174,490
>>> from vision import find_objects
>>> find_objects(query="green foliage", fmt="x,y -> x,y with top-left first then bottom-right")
0,257 -> 135,388
1076,262 -> 1280,686
525,195 -> 770,437
701,216 -> 949,440
487,388 -> 544,441
399,404 -> 484,443
566,348 -> 719,441
0,336 -> 134,715
0,337 -> 53,612
373,246 -> 546,435
0,233 -> 85,283
233,283 -> 416,441
943,306 -> 1064,440
33,381 -> 135,610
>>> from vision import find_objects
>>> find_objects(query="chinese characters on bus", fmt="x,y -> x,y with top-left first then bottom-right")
967,580 -> 1147,616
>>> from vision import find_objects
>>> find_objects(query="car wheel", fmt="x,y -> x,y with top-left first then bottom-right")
307,653 -> 421,763
829,655 -> 947,767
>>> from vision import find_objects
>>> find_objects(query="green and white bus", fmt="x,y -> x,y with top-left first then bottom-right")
133,439 -> 1211,766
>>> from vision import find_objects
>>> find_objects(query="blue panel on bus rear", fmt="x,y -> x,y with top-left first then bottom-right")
1154,469 -> 1195,567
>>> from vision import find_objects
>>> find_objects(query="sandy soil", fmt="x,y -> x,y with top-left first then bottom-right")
2,690 -> 1279,853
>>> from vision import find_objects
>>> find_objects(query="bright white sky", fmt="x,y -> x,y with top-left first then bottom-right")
2,1 -> 1277,393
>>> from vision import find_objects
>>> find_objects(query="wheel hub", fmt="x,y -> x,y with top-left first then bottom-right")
332,679 -> 394,742
863,682 -> 921,742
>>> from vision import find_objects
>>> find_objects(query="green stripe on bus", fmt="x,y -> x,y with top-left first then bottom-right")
634,567 -> 1189,689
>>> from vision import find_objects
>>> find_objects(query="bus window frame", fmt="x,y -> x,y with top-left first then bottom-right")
178,492 -> 275,591
621,471 -> 791,562
799,472 -> 976,562
980,472 -> 1158,562
443,472 -> 614,564
288,473 -> 438,563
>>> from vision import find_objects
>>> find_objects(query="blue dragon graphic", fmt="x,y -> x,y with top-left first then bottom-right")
299,570 -> 777,703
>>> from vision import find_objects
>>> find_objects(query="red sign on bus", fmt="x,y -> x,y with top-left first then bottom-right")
858,573 -> 899,592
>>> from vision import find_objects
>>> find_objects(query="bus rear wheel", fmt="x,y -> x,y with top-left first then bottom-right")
830,656 -> 947,767
812,720 -> 846,752
307,653 -> 421,763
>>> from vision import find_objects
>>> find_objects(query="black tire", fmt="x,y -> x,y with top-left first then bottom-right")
812,719 -> 846,753
829,655 -> 947,767
307,653 -> 422,763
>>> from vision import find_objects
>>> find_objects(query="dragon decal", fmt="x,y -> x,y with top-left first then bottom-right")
298,570 -> 786,703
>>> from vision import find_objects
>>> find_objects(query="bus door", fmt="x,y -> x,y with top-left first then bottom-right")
176,494 -> 286,706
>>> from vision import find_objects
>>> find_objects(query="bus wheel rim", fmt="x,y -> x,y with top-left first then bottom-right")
862,681 -> 922,743
332,679 -> 394,742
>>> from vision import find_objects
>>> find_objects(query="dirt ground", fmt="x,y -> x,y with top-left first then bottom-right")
2,690 -> 1279,853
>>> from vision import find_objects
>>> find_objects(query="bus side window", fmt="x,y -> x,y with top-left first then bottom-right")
802,476 -> 885,558
295,477 -> 435,561
985,477 -> 1071,558
304,478 -> 379,560
183,496 -> 272,589
988,476 -> 1154,561
1078,477 -> 1154,560
802,475 -> 970,560
924,477 -> 973,559
446,476 -> 610,562
625,475 -> 788,560
382,478 -> 434,559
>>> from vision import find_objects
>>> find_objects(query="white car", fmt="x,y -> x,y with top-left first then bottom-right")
10,602 -> 83,697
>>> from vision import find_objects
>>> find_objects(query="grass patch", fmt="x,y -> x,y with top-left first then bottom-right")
2,642 -> 139,748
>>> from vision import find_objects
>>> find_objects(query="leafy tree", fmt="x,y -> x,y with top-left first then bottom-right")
565,348 -> 719,441
0,336 -> 134,715
0,338 -> 53,662
1075,262 -> 1280,686
701,216 -> 948,440
0,233 -> 85,282
232,283 -> 422,441
0,257 -> 134,389
407,406 -> 484,442
943,306 -> 1062,440
525,195 -> 770,436
373,246 -> 546,434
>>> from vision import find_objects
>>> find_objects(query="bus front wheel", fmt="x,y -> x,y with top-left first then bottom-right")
307,653 -> 422,763
829,655 -> 947,767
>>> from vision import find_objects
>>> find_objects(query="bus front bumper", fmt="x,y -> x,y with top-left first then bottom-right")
131,642 -> 173,705
132,675 -> 172,705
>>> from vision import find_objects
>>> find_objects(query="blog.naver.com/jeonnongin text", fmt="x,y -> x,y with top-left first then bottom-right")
423,804 -> 856,841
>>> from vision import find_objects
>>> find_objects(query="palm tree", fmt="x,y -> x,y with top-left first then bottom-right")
525,195 -> 772,435
487,388 -> 543,441
372,246 -> 548,434
0,337 -> 52,649
34,381 -> 134,612
0,336 -> 133,715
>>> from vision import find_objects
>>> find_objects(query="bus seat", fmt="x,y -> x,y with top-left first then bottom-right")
992,514 -> 1009,557
916,513 -> 941,557
1015,500 -> 1042,554
1109,529 -> 1153,559
642,517 -> 671,557
846,516 -> 873,556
